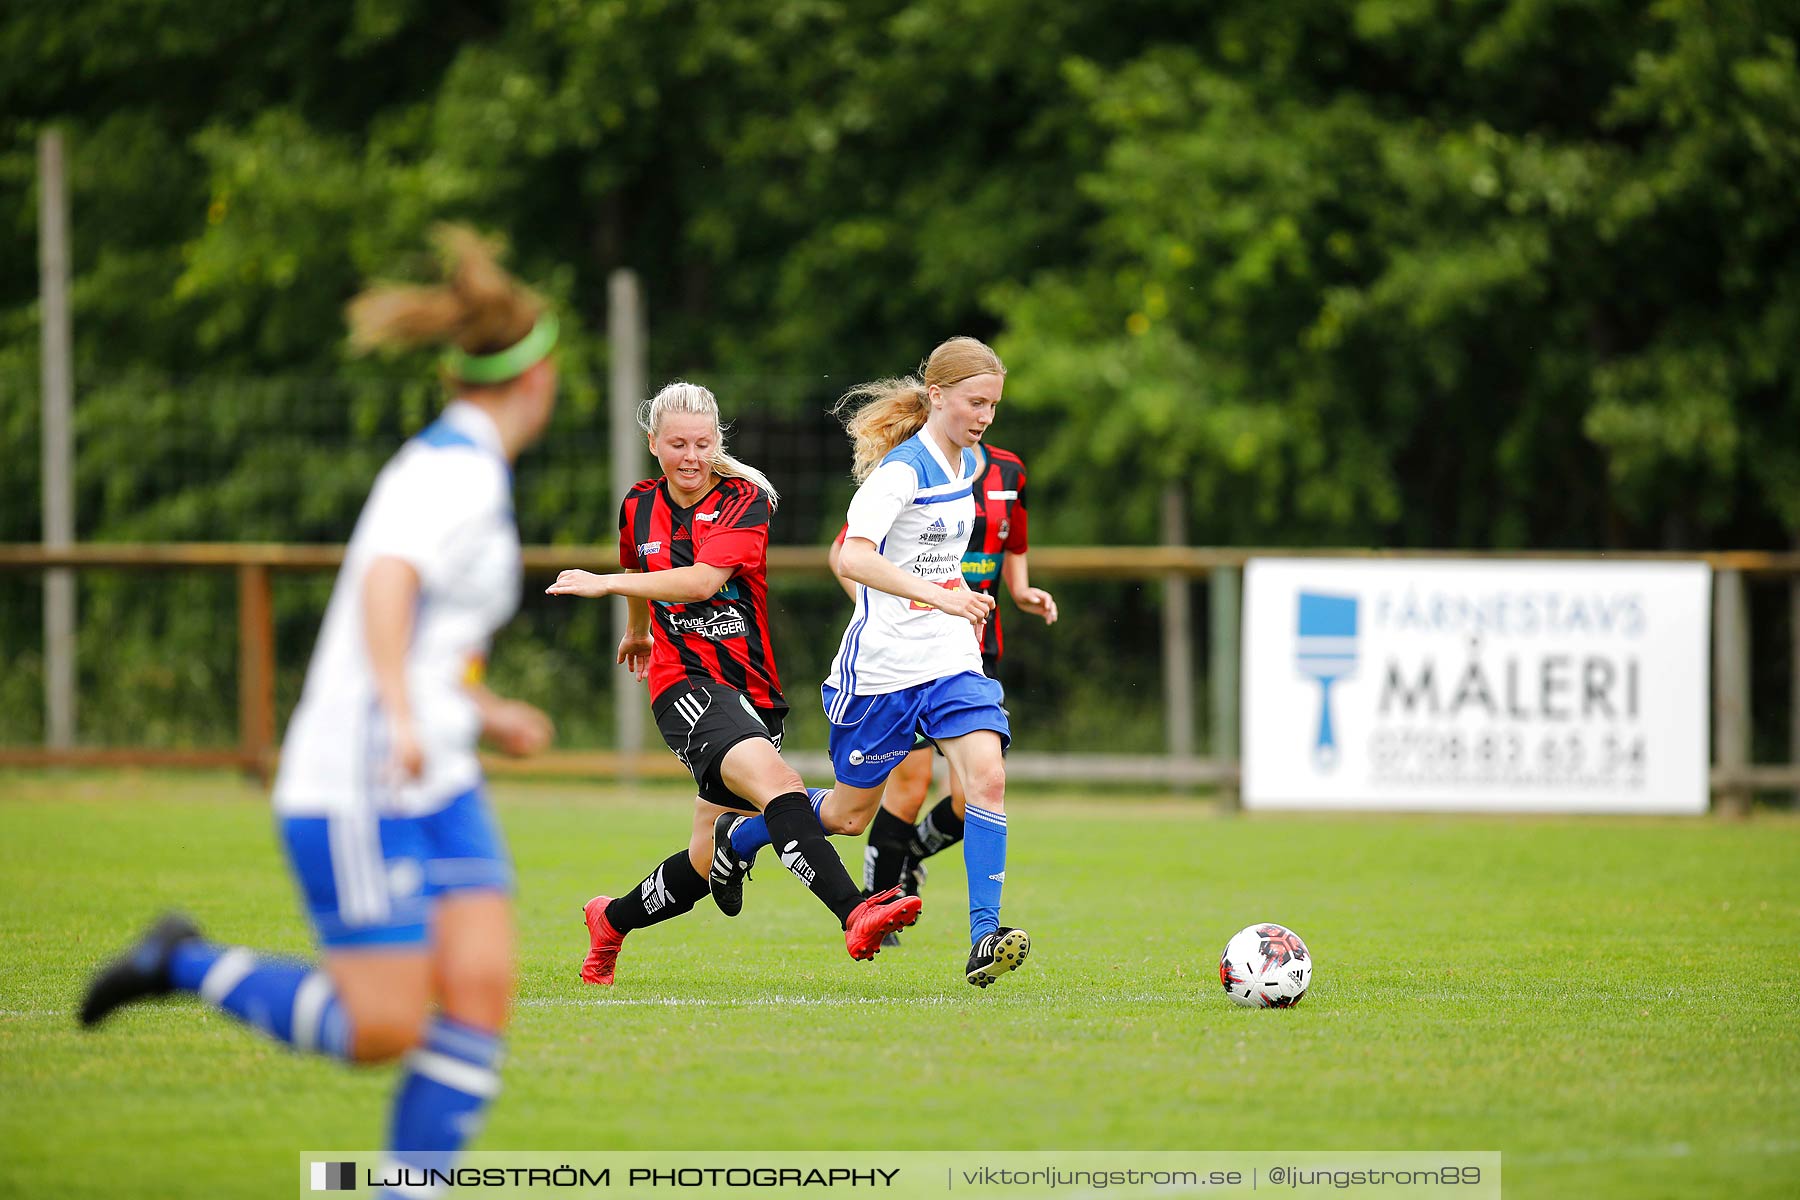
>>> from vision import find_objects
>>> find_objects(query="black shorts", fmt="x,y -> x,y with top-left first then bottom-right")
652,682 -> 789,812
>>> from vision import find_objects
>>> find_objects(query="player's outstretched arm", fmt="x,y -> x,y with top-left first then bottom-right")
363,555 -> 424,780
837,538 -> 995,628
467,683 -> 555,757
1002,553 -> 1057,625
546,564 -> 733,604
616,596 -> 654,681
826,534 -> 858,604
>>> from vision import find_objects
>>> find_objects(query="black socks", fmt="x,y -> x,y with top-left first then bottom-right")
917,796 -> 965,856
865,806 -> 926,894
605,849 -> 710,934
764,791 -> 863,925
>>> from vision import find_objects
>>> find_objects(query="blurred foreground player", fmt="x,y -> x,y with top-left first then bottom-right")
81,226 -> 556,1198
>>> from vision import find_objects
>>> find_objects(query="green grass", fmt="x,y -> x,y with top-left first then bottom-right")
2,771 -> 1798,1198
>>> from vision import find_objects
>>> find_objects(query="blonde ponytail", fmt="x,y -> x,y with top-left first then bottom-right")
640,381 -> 781,509
834,377 -> 931,483
346,224 -> 544,372
834,336 -> 1006,482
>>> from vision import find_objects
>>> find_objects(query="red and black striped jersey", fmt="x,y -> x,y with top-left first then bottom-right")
963,445 -> 1029,659
831,444 -> 1031,662
617,476 -> 784,709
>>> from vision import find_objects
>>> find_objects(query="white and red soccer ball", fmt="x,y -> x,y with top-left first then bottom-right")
1219,923 -> 1312,1008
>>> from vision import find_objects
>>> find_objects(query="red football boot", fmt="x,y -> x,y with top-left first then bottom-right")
844,886 -> 922,961
580,895 -> 626,985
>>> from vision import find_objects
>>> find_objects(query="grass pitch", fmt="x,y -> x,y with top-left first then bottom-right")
2,771 -> 1797,1198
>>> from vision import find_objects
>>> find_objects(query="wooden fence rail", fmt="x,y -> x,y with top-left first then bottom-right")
3,543 -> 1796,809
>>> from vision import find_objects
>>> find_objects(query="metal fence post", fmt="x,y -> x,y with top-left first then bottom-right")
1160,488 -> 1194,785
608,269 -> 648,770
1713,568 -> 1750,818
39,128 -> 77,749
1210,564 -> 1241,809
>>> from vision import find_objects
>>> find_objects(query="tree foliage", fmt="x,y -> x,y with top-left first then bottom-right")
993,0 -> 1800,548
6,1 -> 1797,551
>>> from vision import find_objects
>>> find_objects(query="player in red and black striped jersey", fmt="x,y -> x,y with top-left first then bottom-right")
829,443 -> 1057,929
962,444 -> 1038,664
616,472 -> 785,709
546,383 -> 919,984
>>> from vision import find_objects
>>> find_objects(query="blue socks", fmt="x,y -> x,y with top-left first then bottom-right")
168,941 -> 351,1058
729,788 -> 829,861
164,941 -> 503,1198
381,1016 -> 503,1198
963,805 -> 1008,944
729,815 -> 770,859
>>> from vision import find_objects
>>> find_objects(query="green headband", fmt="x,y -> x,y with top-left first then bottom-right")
446,312 -> 560,384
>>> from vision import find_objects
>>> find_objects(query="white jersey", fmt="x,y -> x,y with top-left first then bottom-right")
274,402 -> 521,817
826,430 -> 984,699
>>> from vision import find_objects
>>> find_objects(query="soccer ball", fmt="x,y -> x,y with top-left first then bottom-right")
1219,923 -> 1312,1008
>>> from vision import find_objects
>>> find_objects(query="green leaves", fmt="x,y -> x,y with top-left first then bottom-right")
994,0 -> 1800,549
2,0 -> 1797,553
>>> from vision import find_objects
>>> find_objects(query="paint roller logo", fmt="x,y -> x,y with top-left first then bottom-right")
1296,591 -> 1359,771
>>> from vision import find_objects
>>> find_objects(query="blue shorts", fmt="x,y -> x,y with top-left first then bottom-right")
280,787 -> 513,949
822,672 -> 1010,788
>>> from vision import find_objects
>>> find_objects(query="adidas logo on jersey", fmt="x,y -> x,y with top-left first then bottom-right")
920,517 -> 949,545
673,526 -> 690,540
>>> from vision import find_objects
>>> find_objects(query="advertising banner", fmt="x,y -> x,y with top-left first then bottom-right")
1242,558 -> 1712,813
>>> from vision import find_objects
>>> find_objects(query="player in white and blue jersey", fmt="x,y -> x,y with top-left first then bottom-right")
717,336 -> 1030,988
79,227 -> 557,1198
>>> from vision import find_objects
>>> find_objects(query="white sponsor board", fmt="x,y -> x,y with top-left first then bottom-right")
1242,558 -> 1712,813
